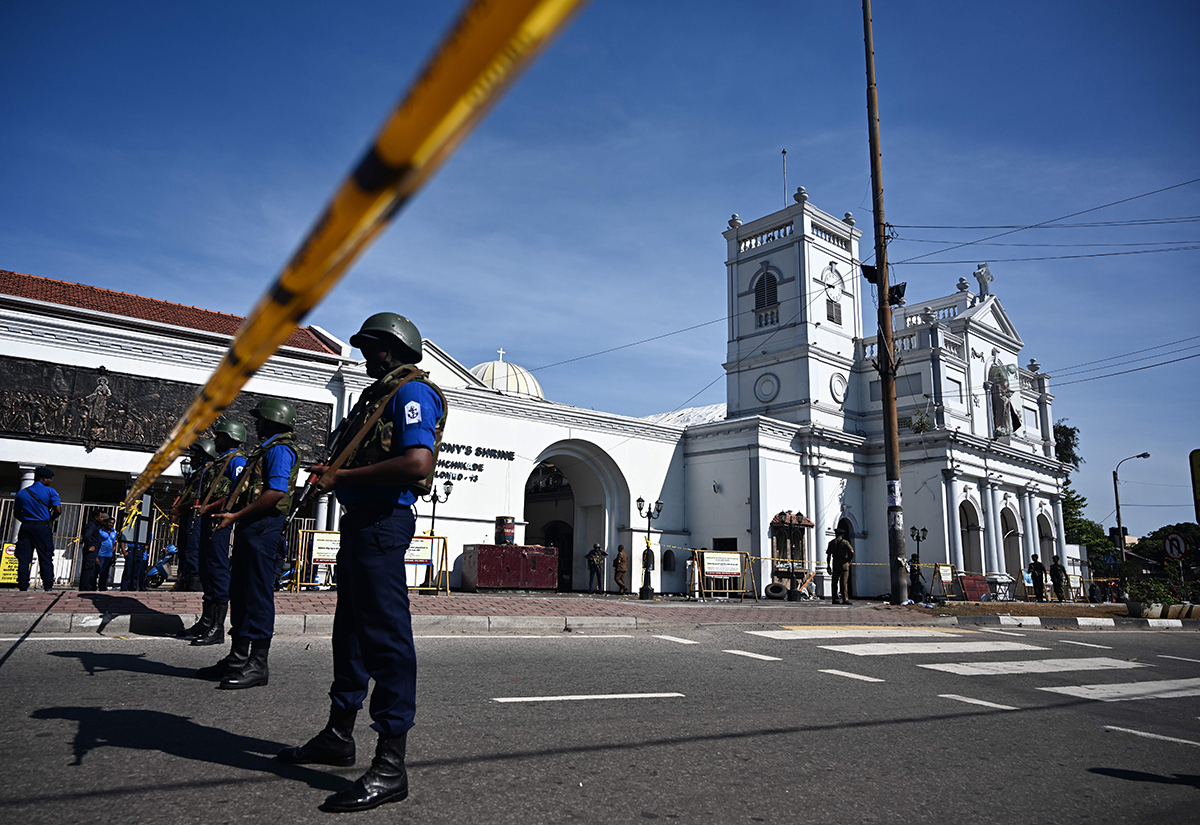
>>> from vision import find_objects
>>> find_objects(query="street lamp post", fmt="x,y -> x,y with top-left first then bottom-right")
421,479 -> 453,588
1113,452 -> 1150,568
637,496 -> 663,601
909,526 -> 927,560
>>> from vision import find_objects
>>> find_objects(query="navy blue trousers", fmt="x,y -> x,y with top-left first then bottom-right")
96,555 -> 116,590
330,505 -> 417,737
176,512 -> 200,580
198,515 -> 233,604
229,513 -> 283,641
15,522 -> 55,590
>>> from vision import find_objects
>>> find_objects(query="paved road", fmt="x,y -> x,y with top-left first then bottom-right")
2,626 -> 1198,823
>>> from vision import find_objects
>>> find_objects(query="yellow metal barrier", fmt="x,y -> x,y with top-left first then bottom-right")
125,0 -> 589,507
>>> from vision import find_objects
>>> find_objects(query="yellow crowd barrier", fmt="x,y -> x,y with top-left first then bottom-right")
125,0 -> 589,507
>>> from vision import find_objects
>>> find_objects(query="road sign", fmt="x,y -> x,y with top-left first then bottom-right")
1164,531 -> 1187,561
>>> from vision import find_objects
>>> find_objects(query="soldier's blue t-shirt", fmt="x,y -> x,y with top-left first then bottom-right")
260,435 -> 297,492
220,450 -> 248,483
336,381 -> 442,508
15,481 -> 61,522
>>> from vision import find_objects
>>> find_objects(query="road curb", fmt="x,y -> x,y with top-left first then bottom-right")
952,615 -> 1199,630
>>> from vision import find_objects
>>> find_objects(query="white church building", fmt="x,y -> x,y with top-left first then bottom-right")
0,190 -> 1075,597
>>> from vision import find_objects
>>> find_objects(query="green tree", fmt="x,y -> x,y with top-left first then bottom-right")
1054,419 -> 1083,470
1127,522 -> 1200,566
1061,479 -> 1113,573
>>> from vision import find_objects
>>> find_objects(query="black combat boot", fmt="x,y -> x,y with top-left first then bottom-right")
196,635 -> 249,681
219,638 -> 269,690
320,732 -> 408,812
191,602 -> 227,646
277,706 -> 357,766
181,601 -> 213,638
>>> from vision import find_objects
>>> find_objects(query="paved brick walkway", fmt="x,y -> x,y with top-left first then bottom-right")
0,589 -> 922,625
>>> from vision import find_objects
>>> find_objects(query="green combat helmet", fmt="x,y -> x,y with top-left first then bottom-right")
192,438 -> 219,462
251,398 -> 296,430
214,419 -> 248,444
349,312 -> 422,366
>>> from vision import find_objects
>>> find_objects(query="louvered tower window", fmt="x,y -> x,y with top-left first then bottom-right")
754,273 -> 778,310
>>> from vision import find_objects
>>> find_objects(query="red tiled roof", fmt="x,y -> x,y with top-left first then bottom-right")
0,270 -> 338,354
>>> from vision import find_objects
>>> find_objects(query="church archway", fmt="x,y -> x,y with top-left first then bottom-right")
523,440 -> 629,593
837,517 -> 857,598
1037,513 -> 1056,561
959,501 -> 983,575
1001,507 -> 1023,577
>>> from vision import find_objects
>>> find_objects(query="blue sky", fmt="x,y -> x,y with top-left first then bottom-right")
2,1 -> 1198,536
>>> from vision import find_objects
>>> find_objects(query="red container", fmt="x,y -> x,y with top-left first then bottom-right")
461,544 -> 558,591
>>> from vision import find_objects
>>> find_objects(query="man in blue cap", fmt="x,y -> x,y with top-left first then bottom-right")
14,467 -> 62,591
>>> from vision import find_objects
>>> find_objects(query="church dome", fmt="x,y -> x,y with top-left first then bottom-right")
470,354 -> 545,399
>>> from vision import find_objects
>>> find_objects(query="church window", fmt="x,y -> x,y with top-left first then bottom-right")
826,298 -> 842,325
754,273 -> 778,310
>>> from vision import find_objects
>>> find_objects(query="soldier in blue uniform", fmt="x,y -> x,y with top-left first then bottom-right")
14,467 -> 62,591
172,439 -> 217,593
197,400 -> 298,690
186,422 -> 248,646
278,312 -> 446,814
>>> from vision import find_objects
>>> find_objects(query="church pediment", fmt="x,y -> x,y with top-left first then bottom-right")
957,296 -> 1024,348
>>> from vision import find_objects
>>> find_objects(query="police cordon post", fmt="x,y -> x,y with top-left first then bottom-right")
123,0 -> 590,510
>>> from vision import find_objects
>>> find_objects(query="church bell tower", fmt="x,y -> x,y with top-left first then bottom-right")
721,188 -> 863,427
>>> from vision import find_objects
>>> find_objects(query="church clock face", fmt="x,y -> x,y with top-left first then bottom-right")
821,262 -> 844,299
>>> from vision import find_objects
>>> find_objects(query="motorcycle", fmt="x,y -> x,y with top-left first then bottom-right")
145,544 -> 179,589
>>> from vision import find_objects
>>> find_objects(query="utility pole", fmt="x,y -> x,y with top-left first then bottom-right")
862,0 -> 907,604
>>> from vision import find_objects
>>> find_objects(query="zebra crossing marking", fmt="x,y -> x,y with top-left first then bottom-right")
820,641 -> 1049,657
1039,677 -> 1200,703
749,627 -> 962,641
939,694 -> 1018,711
919,657 -> 1148,676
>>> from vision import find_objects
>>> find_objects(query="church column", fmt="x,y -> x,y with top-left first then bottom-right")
1032,364 -> 1055,459
1022,485 -> 1039,567
10,465 -> 37,542
315,494 -> 330,532
943,468 -> 964,570
1051,493 -> 1067,558
813,465 -> 829,597
983,478 -> 1002,576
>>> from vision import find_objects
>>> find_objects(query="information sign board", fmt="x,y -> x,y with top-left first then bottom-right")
0,544 -> 18,585
703,551 -> 741,577
406,535 -> 435,565
310,532 -> 341,565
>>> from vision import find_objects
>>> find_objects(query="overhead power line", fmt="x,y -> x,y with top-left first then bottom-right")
894,244 -> 1200,265
892,216 -> 1200,229
894,177 -> 1200,265
1047,333 -> 1200,373
1053,351 -> 1200,387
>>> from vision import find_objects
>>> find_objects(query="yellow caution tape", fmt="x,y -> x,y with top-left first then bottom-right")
125,0 -> 589,507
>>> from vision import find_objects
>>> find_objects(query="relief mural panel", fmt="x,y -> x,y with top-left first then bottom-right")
0,356 -> 332,462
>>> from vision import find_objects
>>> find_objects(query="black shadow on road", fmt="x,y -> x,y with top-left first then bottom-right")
75,592 -> 186,635
48,649 -> 197,679
1089,768 -> 1200,789
29,706 -> 344,792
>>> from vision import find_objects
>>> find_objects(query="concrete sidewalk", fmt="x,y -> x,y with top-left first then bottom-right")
1,590 -> 1195,635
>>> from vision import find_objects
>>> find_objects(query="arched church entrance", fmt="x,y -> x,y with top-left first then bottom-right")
522,440 -> 629,593
959,502 -> 983,575
1037,514 -> 1055,562
1001,507 -> 1023,578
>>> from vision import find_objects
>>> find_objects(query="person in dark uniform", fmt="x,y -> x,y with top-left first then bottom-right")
197,399 -> 298,690
186,422 -> 248,645
78,509 -> 107,591
826,527 -> 854,605
278,312 -> 446,814
172,439 -> 219,593
14,467 -> 61,591
1050,555 -> 1068,602
586,543 -> 607,593
1028,554 -> 1047,602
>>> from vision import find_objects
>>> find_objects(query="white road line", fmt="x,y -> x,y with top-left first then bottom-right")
819,669 -> 885,682
748,628 -> 958,640
1160,655 -> 1200,664
1075,617 -> 1115,627
1039,677 -> 1200,703
820,641 -> 1048,657
1105,726 -> 1200,747
0,636 -> 178,642
723,649 -> 782,661
975,628 -> 1026,637
653,635 -> 699,645
939,694 -> 1018,711
493,692 -> 685,704
920,657 -> 1148,676
1059,640 -> 1112,650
